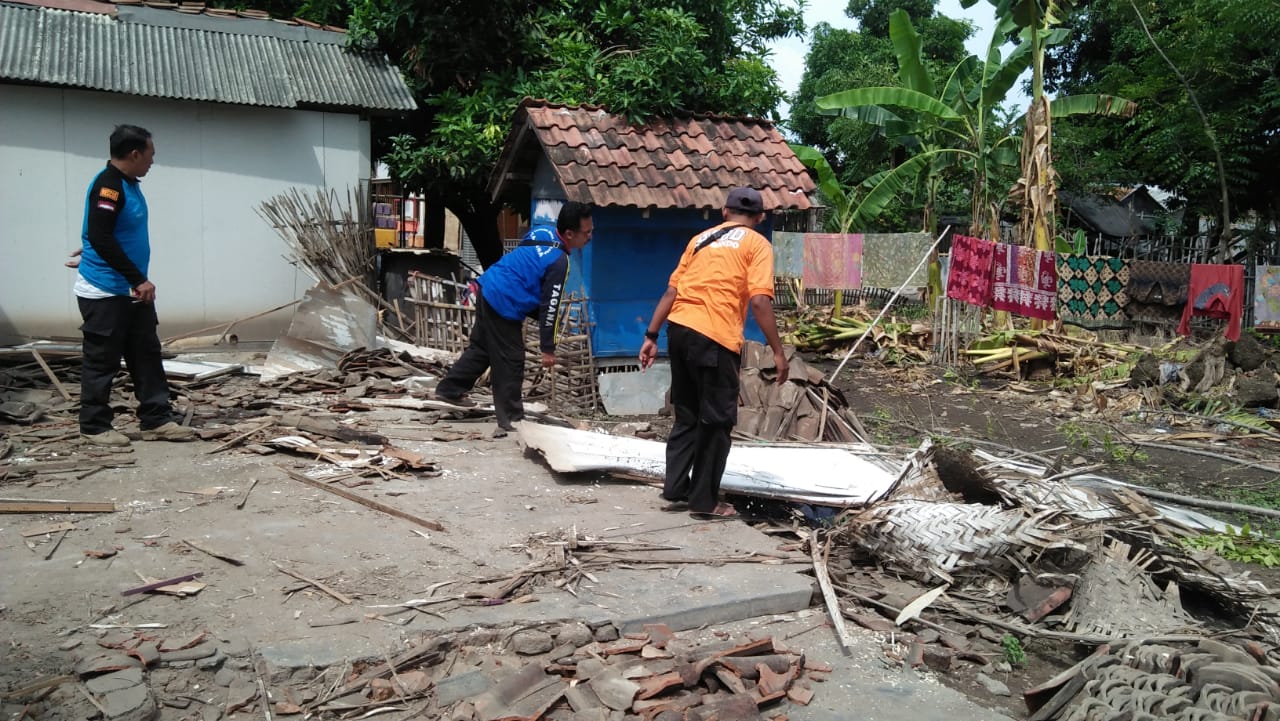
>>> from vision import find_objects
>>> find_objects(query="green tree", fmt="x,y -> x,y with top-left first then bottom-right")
790,0 -> 972,209
1045,0 -> 1280,259
347,0 -> 805,266
811,10 -> 1026,236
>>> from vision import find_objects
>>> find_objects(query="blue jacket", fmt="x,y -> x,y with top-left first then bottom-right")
79,164 -> 150,296
479,226 -> 569,352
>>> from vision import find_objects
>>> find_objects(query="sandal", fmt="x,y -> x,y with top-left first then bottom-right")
661,500 -> 689,512
690,502 -> 738,519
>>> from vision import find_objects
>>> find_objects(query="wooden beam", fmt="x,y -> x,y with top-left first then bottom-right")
0,500 -> 115,514
31,350 -> 72,402
811,536 -> 857,654
279,466 -> 445,533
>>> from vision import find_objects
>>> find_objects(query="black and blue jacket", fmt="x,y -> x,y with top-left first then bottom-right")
479,226 -> 569,353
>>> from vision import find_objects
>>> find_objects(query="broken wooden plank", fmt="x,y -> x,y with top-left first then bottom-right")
181,539 -> 245,567
21,521 -> 76,537
30,349 -> 72,402
234,478 -> 259,510
0,499 -> 115,514
279,466 -> 445,533
272,562 -> 353,605
207,421 -> 274,455
810,537 -> 857,654
43,528 -> 69,560
121,573 -> 203,597
314,637 -> 449,706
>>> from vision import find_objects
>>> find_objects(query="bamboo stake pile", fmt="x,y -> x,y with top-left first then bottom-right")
523,294 -> 599,415
406,273 -> 474,353
258,187 -> 413,341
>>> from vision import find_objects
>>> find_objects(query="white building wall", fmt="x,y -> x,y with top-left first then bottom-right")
0,85 -> 372,343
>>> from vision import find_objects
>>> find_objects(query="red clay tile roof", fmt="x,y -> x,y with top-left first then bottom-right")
489,99 -> 815,211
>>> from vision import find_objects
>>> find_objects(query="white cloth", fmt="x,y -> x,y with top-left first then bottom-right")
74,274 -> 118,299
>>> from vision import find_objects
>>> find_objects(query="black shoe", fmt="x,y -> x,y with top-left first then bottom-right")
434,392 -> 476,408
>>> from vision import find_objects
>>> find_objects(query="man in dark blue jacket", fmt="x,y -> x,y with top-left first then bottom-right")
75,125 -> 195,446
435,202 -> 593,434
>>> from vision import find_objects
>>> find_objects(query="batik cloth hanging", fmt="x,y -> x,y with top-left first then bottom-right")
801,233 -> 863,289
772,232 -> 804,279
991,243 -> 1057,321
1055,255 -> 1130,330
861,233 -> 931,289
945,234 -> 996,307
1254,265 -> 1280,330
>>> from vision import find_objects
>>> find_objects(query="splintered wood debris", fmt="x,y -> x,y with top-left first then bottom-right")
815,439 -> 1280,677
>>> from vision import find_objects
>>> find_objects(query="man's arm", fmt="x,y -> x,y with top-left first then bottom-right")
749,295 -> 789,384
536,254 -> 570,366
85,178 -> 147,289
639,286 -> 679,369
746,237 -> 788,384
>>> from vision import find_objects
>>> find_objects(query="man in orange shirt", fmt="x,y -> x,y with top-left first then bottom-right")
639,187 -> 790,517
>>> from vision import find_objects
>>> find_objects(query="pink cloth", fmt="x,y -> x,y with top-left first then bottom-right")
802,233 -> 863,289
945,234 -> 996,306
990,243 -> 1057,320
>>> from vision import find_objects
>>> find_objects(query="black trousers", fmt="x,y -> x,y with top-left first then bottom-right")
435,292 -> 526,428
663,323 -> 741,513
78,296 -> 174,434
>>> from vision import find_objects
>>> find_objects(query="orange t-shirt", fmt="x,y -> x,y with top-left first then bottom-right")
666,221 -> 775,353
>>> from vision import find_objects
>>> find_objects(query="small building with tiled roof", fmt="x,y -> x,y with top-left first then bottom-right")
488,99 -> 815,357
0,0 -> 415,341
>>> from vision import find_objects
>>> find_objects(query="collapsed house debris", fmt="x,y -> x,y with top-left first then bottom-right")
8,614 -> 823,721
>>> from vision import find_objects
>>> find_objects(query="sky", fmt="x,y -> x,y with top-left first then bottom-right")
766,0 -> 1029,122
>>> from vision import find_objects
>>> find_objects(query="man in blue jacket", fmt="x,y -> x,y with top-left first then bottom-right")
76,125 -> 195,446
435,202 -> 593,435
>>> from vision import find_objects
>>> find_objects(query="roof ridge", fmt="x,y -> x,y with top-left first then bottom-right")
9,0 -> 346,31
516,97 -> 778,128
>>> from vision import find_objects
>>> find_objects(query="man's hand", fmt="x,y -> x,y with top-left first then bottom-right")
65,248 -> 83,269
132,280 -> 156,303
541,352 -> 557,368
773,349 -> 790,385
639,338 -> 658,370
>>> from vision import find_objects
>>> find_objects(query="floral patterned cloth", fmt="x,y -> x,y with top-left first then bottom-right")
1255,265 -> 1280,330
802,233 -> 863,289
945,234 -> 996,306
1055,255 -> 1130,330
861,233 -> 932,289
991,243 -> 1057,320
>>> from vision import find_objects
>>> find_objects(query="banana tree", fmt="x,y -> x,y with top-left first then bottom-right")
961,0 -> 1136,251
808,9 -> 1027,239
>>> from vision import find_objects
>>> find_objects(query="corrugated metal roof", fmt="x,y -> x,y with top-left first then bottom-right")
0,1 -> 415,111
489,100 -> 815,211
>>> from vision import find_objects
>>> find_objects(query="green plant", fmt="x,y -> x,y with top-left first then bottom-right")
1061,420 -> 1091,449
1182,525 -> 1280,568
1001,634 -> 1026,666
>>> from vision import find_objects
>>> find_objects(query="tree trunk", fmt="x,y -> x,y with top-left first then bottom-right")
424,197 -> 446,250
1017,96 -> 1056,252
454,201 -> 504,269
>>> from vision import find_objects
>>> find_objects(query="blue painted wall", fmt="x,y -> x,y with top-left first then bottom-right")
563,206 -> 772,358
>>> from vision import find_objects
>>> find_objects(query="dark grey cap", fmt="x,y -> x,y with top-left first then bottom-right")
725,187 -> 765,213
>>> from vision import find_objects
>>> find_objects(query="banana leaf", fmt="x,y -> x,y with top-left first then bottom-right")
1048,93 -> 1137,119
888,8 -> 935,97
818,87 -> 962,122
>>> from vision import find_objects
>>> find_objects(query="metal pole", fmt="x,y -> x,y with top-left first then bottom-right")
827,227 -> 950,384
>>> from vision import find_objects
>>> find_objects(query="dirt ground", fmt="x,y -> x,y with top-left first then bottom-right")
3,347 -> 1276,720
